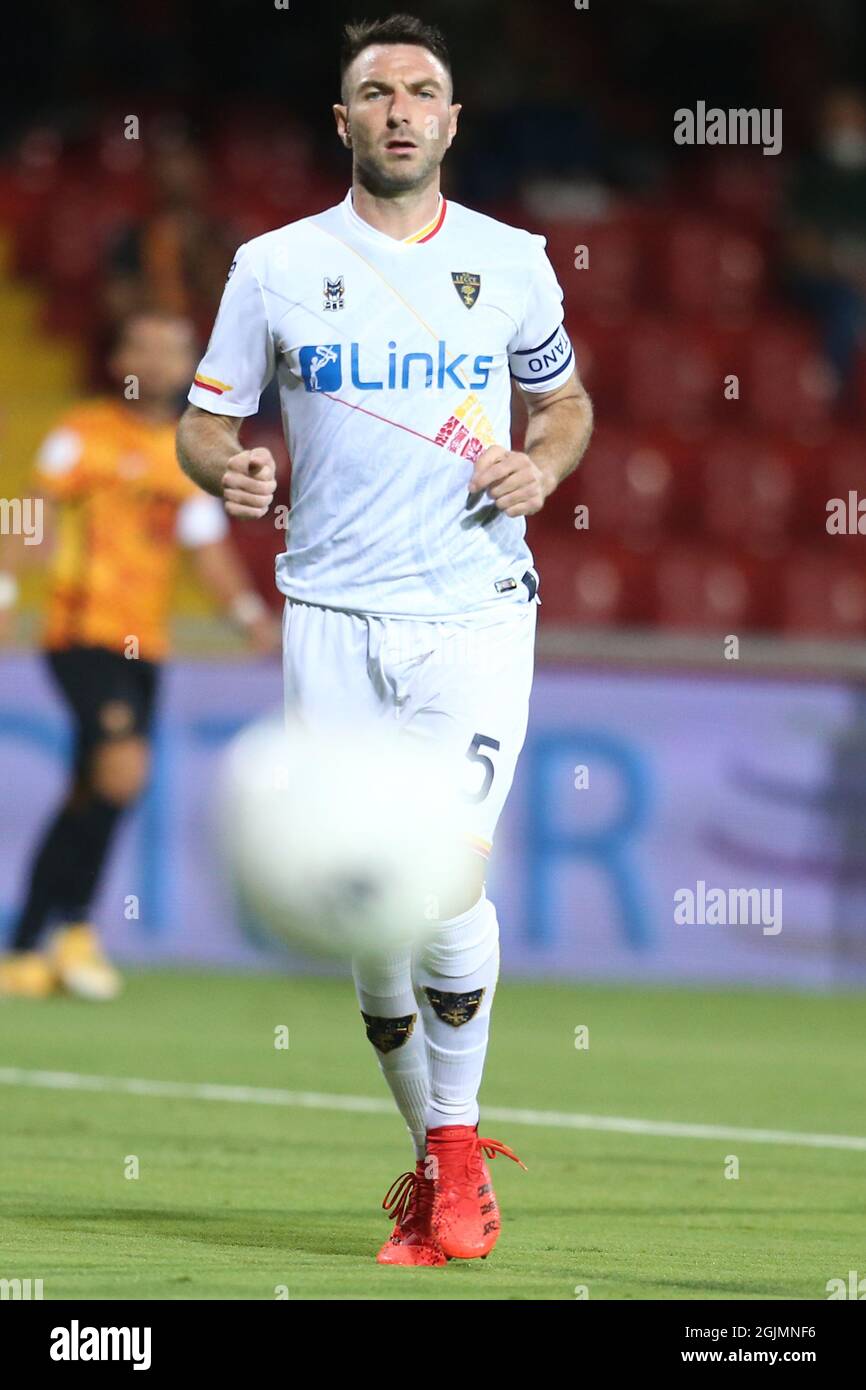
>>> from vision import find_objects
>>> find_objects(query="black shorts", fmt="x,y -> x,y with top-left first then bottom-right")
46,645 -> 161,775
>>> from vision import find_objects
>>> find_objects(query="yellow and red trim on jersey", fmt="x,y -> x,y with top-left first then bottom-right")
403,197 -> 447,244
465,831 -> 493,860
193,373 -> 233,397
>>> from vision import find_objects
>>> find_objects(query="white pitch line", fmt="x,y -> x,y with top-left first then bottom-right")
0,1067 -> 864,1153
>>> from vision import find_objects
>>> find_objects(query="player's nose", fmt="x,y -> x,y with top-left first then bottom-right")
386,103 -> 413,128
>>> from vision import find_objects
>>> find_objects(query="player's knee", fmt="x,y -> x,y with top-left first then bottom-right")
433,851 -> 487,921
89,737 -> 151,805
419,889 -> 499,979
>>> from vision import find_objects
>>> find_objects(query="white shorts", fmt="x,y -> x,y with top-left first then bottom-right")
281,597 -> 537,859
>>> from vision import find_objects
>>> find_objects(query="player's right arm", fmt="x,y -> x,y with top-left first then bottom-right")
177,242 -> 277,520
176,407 -> 277,520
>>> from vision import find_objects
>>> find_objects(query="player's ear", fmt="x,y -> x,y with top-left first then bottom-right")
333,104 -> 352,148
446,103 -> 461,147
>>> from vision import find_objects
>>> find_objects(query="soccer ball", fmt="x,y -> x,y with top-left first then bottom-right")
217,715 -> 472,959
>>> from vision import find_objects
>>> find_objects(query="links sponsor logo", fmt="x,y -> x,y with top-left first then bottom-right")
298,342 -> 494,394
299,344 -> 342,392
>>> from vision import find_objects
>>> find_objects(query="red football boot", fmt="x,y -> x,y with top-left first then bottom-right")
376,1160 -> 447,1267
427,1124 -> 527,1260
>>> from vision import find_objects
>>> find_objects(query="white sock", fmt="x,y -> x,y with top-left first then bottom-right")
352,949 -> 429,1160
413,890 -> 500,1132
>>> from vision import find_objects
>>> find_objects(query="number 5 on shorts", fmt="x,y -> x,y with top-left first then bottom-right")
464,733 -> 501,804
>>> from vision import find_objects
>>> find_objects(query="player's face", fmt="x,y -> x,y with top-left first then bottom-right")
110,318 -> 198,405
335,44 -> 460,195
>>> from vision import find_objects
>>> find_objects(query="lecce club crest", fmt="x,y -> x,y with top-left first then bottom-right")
451,271 -> 481,309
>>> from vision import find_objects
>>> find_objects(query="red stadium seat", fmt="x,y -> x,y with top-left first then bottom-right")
533,535 -> 656,627
40,181 -> 135,288
539,423 -> 687,546
623,317 -> 723,429
816,430 -> 866,496
544,218 -> 642,323
2,126 -> 67,270
569,319 -> 624,415
780,548 -> 866,637
810,431 -> 866,551
690,153 -> 783,231
665,217 -> 765,324
696,433 -> 801,554
653,545 -> 778,633
745,320 -> 836,438
211,116 -> 316,186
40,284 -> 101,335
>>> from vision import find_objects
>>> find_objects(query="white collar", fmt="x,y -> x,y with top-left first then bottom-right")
341,188 -> 445,247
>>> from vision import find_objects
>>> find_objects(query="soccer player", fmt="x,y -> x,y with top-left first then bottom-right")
176,14 -> 593,1265
0,311 -> 278,1001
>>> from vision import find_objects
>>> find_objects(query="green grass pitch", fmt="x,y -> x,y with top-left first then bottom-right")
0,970 -> 863,1300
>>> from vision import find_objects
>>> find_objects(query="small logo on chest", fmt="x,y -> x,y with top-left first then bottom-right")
451,271 -> 481,308
323,275 -> 345,310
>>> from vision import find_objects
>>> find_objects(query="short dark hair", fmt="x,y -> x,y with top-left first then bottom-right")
340,14 -> 452,101
106,309 -> 193,359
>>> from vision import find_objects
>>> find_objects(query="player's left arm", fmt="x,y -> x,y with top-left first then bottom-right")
468,370 -> 593,518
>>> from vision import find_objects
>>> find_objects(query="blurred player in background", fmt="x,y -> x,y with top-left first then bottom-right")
177,13 -> 593,1266
0,311 -> 278,1002
103,135 -> 238,342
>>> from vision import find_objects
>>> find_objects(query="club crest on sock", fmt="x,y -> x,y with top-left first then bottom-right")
423,986 -> 485,1027
361,1011 -> 417,1053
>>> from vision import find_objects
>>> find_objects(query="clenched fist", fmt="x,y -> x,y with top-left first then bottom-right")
468,446 -> 551,518
222,448 -> 278,520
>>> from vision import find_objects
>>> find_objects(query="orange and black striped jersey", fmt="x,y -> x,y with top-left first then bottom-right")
35,399 -> 226,661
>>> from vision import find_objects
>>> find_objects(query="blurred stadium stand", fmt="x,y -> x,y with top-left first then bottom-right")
1,0 -> 865,644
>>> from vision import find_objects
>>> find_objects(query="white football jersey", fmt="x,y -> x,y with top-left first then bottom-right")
189,189 -> 574,619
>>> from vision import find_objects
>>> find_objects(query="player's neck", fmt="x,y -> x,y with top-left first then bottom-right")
116,397 -> 174,428
350,180 -> 441,242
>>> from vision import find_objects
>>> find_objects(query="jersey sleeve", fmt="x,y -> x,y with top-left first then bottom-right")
188,244 -> 275,417
33,421 -> 89,498
507,237 -> 574,394
175,493 -> 230,548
